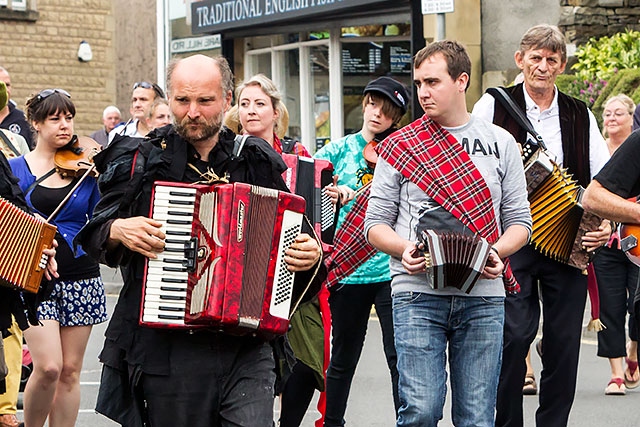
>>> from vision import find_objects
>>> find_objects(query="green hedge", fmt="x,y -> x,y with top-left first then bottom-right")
557,69 -> 640,128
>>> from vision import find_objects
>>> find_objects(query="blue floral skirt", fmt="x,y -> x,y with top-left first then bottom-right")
38,276 -> 108,326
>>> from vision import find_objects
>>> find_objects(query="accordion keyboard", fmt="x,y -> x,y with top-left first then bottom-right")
142,186 -> 196,326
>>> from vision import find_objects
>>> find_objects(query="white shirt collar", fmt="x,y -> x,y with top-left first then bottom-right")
522,84 -> 559,114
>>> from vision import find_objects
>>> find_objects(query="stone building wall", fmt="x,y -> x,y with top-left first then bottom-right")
0,0 -> 117,137
559,0 -> 640,46
112,0 -> 157,120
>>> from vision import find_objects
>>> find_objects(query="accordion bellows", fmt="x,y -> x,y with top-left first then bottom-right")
524,151 -> 601,270
0,197 -> 57,293
418,229 -> 491,294
281,153 -> 336,254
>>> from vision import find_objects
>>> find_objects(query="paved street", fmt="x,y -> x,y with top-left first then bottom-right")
18,266 -> 640,426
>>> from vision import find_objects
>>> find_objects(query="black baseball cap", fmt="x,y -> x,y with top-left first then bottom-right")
364,77 -> 410,114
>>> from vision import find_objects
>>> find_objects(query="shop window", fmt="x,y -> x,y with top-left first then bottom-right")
0,0 -> 27,11
342,24 -> 411,37
244,23 -> 411,153
341,23 -> 412,134
0,0 -> 38,21
310,45 -> 331,150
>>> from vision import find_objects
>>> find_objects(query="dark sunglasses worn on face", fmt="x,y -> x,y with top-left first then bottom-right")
132,81 -> 166,99
36,88 -> 71,103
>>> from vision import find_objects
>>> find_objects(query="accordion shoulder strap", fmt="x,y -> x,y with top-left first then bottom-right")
24,168 -> 56,196
486,87 -> 547,150
0,130 -> 21,157
233,134 -> 250,157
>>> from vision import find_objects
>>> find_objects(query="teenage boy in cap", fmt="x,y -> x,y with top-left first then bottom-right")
314,76 -> 409,426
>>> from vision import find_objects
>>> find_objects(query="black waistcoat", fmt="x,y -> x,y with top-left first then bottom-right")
491,83 -> 592,187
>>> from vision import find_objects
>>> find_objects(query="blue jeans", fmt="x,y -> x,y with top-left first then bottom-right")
393,292 -> 505,427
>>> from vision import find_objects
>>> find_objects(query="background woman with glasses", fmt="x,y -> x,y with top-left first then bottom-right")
8,89 -> 107,426
594,93 -> 640,395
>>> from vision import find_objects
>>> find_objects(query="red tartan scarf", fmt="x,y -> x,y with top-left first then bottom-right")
378,115 -> 519,294
325,186 -> 377,288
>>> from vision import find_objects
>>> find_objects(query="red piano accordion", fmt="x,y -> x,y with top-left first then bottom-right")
0,197 -> 57,293
418,229 -> 492,294
281,153 -> 336,254
140,181 -> 306,337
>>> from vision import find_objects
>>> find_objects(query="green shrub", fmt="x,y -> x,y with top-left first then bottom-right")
591,68 -> 640,128
557,74 -> 607,107
555,74 -> 574,94
572,29 -> 640,82
632,85 -> 640,103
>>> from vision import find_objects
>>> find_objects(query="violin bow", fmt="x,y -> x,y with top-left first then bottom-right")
46,163 -> 97,223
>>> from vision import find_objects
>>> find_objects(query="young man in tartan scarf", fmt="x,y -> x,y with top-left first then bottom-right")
364,41 -> 532,427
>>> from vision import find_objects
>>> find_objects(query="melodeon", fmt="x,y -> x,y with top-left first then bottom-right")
281,154 -> 336,254
0,197 -> 57,293
524,150 -> 601,269
418,230 -> 492,293
140,181 -> 306,336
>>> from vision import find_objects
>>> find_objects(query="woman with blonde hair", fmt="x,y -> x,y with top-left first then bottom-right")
594,93 -> 639,395
144,97 -> 171,131
226,73 -> 309,156
230,74 -> 327,426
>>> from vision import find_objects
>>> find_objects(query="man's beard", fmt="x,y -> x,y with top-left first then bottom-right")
174,111 -> 224,144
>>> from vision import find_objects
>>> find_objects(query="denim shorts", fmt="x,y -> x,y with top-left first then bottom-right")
38,277 -> 108,326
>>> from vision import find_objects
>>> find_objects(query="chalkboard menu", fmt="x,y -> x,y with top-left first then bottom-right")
342,41 -> 411,75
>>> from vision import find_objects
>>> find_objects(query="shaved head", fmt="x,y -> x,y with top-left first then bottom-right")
167,54 -> 233,150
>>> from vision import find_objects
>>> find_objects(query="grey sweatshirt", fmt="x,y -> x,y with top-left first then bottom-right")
364,115 -> 532,297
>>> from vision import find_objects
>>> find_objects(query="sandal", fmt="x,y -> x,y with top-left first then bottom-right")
624,357 -> 640,389
523,373 -> 537,395
605,377 -> 626,395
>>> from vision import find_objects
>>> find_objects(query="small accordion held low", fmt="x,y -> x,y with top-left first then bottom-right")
418,229 -> 491,294
524,151 -> 601,270
0,197 -> 57,293
140,181 -> 306,337
281,154 -> 336,254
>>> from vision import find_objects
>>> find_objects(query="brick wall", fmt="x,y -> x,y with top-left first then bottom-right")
0,0 -> 117,137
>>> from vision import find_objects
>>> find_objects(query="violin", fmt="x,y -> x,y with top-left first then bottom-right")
47,136 -> 102,223
362,126 -> 397,168
54,135 -> 102,178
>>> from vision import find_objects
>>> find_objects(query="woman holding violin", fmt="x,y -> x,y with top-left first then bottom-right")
8,89 -> 106,427
313,76 -> 409,427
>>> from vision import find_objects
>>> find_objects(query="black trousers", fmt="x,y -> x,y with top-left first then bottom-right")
96,333 -> 276,427
495,245 -> 587,427
324,281 -> 399,427
592,247 -> 639,358
279,360 -> 318,427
